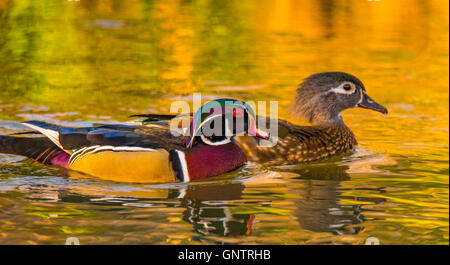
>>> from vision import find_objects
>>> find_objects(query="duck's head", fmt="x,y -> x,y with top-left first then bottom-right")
292,72 -> 388,126
185,99 -> 269,148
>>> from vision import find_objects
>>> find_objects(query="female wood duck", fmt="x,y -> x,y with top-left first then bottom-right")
135,72 -> 388,165
234,72 -> 388,165
0,99 -> 268,183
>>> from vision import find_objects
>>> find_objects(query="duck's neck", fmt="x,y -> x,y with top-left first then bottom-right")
310,112 -> 345,127
182,143 -> 247,181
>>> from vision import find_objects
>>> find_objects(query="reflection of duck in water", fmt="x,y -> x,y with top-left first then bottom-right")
181,183 -> 255,238
281,163 -> 385,236
20,172 -> 255,240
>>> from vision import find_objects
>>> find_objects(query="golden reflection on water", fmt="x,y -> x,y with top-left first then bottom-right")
0,0 -> 448,244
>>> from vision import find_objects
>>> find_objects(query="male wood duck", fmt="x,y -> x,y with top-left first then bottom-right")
135,72 -> 388,165
0,99 -> 268,183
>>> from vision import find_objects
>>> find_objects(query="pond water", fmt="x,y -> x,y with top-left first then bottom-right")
0,0 -> 448,245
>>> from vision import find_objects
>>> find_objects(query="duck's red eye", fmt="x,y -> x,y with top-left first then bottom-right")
233,108 -> 244,118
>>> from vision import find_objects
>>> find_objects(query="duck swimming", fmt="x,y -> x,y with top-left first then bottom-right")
234,72 -> 388,165
0,99 -> 268,183
136,72 -> 388,166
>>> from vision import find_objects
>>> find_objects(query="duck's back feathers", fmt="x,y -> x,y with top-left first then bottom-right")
22,121 -> 184,153
130,113 -> 189,123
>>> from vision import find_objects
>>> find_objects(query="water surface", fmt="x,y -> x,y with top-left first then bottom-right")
0,0 -> 448,244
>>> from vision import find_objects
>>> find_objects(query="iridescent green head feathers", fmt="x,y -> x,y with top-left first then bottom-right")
186,99 -> 267,148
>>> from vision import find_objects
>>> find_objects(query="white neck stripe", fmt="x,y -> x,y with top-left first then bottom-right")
175,150 -> 190,182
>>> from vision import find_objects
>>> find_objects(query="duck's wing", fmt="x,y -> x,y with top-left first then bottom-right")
130,114 -> 184,122
22,121 -> 92,153
130,113 -> 193,128
278,120 -> 356,148
22,121 -> 184,154
0,134 -> 63,163
13,121 -> 188,182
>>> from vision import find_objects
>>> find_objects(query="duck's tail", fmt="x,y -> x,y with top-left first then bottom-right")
0,135 -> 70,167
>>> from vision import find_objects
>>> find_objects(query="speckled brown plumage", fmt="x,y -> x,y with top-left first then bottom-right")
233,119 -> 357,166
231,72 -> 387,166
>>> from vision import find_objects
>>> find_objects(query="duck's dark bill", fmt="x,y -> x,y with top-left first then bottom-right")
358,94 -> 388,114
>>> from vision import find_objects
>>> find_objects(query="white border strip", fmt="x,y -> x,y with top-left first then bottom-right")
175,150 -> 190,182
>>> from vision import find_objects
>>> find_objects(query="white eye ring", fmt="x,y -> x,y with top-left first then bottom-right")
330,82 -> 357,94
